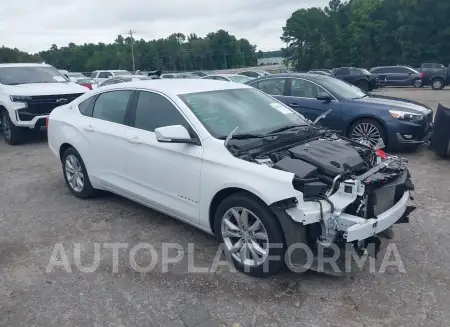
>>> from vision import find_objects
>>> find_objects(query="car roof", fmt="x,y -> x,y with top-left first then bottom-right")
99,79 -> 251,95
248,72 -> 328,82
0,63 -> 53,68
208,74 -> 239,77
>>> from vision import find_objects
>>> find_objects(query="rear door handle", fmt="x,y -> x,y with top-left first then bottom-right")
128,136 -> 141,144
84,125 -> 94,132
289,103 -> 299,107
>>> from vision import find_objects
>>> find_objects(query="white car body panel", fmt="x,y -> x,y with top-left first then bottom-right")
48,79 -> 412,244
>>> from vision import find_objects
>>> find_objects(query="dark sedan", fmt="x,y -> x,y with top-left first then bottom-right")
332,67 -> 378,91
245,73 -> 433,149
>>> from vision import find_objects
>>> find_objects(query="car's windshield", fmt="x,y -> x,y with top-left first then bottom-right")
228,75 -> 252,83
0,66 -> 69,85
112,70 -> 132,76
179,88 -> 307,139
319,76 -> 367,99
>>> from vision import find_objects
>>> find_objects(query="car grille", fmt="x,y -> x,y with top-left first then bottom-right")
23,93 -> 84,116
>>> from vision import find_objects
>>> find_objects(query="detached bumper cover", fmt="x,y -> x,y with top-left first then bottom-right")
339,190 -> 410,242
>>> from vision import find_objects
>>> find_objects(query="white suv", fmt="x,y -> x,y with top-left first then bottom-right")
0,63 -> 88,145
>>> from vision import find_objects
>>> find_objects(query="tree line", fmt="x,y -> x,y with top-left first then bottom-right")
281,0 -> 450,71
0,30 -> 258,72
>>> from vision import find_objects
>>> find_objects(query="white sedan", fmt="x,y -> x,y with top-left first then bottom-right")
48,79 -> 415,276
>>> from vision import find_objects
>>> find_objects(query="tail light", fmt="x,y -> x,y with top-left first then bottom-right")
45,116 -> 49,129
420,72 -> 424,79
81,83 -> 92,90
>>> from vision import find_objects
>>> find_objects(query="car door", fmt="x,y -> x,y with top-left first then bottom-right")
286,78 -> 343,130
123,90 -> 203,223
77,89 -> 134,190
385,67 -> 407,85
248,77 -> 289,104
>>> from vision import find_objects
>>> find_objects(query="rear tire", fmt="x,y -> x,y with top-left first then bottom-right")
412,78 -> 422,88
213,192 -> 285,277
431,78 -> 445,90
62,147 -> 97,199
1,109 -> 25,145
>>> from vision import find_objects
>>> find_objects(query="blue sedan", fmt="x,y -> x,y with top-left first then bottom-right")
245,73 -> 433,149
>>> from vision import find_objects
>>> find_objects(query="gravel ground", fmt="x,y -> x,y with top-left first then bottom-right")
0,88 -> 449,327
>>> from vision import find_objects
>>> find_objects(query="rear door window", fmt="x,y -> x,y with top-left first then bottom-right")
92,90 -> 132,124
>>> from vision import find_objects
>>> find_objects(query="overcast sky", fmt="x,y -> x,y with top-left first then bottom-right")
0,0 -> 328,54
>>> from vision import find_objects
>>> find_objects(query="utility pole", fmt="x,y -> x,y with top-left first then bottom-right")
128,29 -> 136,72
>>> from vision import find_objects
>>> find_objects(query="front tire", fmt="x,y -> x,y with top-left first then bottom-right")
348,118 -> 387,148
214,192 -> 285,277
1,109 -> 25,145
357,80 -> 370,91
62,147 -> 97,199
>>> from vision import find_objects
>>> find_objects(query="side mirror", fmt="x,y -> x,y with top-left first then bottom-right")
155,125 -> 199,145
316,92 -> 333,102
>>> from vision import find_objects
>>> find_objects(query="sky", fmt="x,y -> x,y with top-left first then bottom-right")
0,0 -> 329,54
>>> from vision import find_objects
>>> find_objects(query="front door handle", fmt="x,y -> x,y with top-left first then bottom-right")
128,136 -> 141,144
289,103 -> 299,107
84,125 -> 94,132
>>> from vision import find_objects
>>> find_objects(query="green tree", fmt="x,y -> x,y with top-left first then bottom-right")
0,30 -> 258,72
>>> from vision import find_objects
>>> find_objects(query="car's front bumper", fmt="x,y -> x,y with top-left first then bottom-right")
338,190 -> 411,242
387,119 -> 433,148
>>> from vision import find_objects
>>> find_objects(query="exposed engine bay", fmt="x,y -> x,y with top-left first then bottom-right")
226,130 -> 415,256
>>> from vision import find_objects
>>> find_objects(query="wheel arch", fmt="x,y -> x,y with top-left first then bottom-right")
208,187 -> 268,234
59,142 -> 75,162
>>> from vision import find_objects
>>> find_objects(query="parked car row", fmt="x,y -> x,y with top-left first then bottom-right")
0,62 -> 427,277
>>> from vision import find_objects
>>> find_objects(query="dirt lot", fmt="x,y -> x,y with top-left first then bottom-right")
1,88 -> 449,327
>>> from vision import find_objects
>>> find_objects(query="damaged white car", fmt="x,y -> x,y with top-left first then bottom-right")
48,80 -> 415,277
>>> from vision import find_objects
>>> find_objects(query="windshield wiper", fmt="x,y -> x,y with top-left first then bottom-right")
313,109 -> 333,125
351,95 -> 368,100
232,133 -> 266,139
266,124 -> 307,135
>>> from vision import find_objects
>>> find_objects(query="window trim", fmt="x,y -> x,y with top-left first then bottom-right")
82,89 -> 135,125
248,76 -> 288,96
127,89 -> 202,145
287,78 -> 339,101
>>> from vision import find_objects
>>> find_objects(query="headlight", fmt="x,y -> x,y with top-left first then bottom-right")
10,95 -> 32,102
389,110 -> 423,121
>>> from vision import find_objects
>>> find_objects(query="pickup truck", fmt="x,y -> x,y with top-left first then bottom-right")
416,63 -> 449,90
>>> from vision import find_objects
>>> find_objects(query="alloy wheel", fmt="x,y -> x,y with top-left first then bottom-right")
351,122 -> 381,148
2,114 -> 11,140
65,154 -> 85,192
221,207 -> 269,267
413,79 -> 422,88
